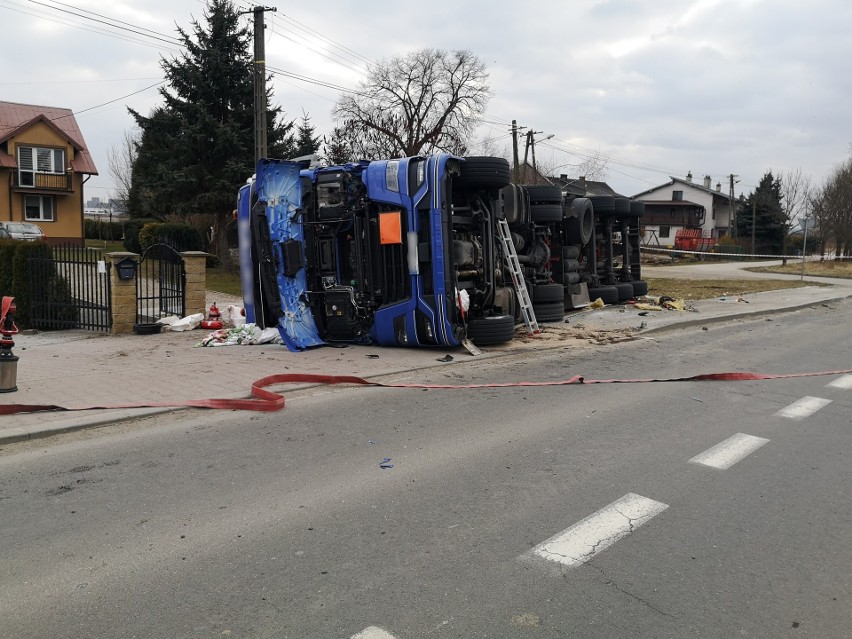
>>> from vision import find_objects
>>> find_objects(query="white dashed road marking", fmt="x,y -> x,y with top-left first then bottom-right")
775,396 -> 832,420
351,627 -> 398,639
529,493 -> 669,569
826,374 -> 852,390
689,433 -> 770,469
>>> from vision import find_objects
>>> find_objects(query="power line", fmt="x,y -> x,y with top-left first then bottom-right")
28,0 -> 182,45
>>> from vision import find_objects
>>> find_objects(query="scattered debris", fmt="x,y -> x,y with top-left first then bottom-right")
379,458 -> 394,469
366,354 -> 380,359
197,324 -> 282,346
690,397 -> 704,403
437,354 -> 454,362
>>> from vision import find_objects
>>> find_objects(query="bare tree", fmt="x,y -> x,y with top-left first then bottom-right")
811,157 -> 852,258
778,168 -> 813,264
333,48 -> 491,158
107,130 -> 138,213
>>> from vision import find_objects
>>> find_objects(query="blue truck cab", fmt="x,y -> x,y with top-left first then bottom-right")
238,154 -> 517,350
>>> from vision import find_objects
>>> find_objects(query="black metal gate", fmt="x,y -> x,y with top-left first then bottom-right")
28,243 -> 112,331
136,242 -> 185,329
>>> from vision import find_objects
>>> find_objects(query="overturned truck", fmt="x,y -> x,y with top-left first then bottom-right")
237,154 -> 644,350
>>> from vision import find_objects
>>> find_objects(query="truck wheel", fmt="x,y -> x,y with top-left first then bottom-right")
467,314 -> 516,345
530,203 -> 563,224
587,285 -> 619,305
631,280 -> 649,296
567,198 -> 594,245
457,157 -> 511,189
589,195 -> 615,215
613,282 -> 635,301
614,197 -> 631,216
525,185 -> 562,204
532,300 -> 564,322
562,245 -> 581,260
532,282 -> 564,303
628,201 -> 645,217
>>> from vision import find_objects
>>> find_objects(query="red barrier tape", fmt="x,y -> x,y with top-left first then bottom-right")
1,369 -> 851,416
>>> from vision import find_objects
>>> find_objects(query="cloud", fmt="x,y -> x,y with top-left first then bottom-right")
2,0 -> 850,198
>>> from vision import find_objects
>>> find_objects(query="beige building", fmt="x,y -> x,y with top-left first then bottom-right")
0,100 -> 98,244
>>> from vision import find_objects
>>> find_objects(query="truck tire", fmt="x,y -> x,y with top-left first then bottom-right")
532,282 -> 564,303
467,314 -> 516,345
567,198 -> 594,245
525,185 -> 562,204
628,201 -> 645,217
563,271 -> 580,285
562,258 -> 580,272
562,245 -> 581,260
589,195 -> 615,215
532,300 -> 564,322
530,203 -> 563,224
614,197 -> 631,215
613,282 -> 635,301
631,279 -> 649,296
587,285 -> 619,305
457,157 -> 511,189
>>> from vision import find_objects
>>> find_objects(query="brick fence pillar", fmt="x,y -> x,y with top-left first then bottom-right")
105,252 -> 138,335
181,251 -> 209,317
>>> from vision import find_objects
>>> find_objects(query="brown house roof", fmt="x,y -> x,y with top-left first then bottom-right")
0,100 -> 98,174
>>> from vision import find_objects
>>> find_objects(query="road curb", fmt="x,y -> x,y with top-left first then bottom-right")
641,293 -> 852,335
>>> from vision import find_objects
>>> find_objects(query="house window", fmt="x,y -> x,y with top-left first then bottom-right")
24,195 -> 54,221
659,225 -> 671,238
672,190 -> 683,201
17,146 -> 65,187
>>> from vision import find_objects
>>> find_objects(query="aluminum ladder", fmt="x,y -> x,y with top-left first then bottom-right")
496,217 -> 539,334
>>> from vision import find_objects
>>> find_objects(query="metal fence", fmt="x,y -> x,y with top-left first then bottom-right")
28,243 -> 112,331
135,242 -> 185,329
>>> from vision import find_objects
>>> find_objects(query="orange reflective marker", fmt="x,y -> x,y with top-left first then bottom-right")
379,211 -> 403,245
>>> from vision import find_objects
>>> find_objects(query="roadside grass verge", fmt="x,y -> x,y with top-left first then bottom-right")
205,265 -> 242,297
645,277 -> 825,302
749,261 -> 852,279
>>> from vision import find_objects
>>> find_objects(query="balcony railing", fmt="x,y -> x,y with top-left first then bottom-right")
14,171 -> 72,191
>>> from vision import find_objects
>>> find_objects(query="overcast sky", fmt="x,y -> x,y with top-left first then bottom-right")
3,0 -> 851,206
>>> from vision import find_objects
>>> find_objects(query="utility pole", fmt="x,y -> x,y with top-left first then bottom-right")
728,173 -> 738,237
522,131 -> 532,183
248,6 -> 276,164
511,120 -> 520,184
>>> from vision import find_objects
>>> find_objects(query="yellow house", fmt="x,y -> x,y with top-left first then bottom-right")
0,100 -> 98,244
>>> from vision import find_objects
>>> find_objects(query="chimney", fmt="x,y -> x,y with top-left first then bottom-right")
686,171 -> 692,183
716,182 -> 722,192
703,175 -> 712,189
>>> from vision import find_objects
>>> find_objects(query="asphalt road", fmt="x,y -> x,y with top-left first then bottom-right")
1,300 -> 850,638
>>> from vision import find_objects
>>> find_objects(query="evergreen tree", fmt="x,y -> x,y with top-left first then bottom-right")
735,172 -> 785,255
294,111 -> 321,158
321,125 -> 355,165
127,0 -> 296,260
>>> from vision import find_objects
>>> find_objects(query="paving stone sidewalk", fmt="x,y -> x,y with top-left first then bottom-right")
1,277 -> 849,445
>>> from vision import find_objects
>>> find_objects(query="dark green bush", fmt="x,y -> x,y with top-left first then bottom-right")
10,241 -> 53,328
0,240 -> 16,298
122,217 -> 158,253
137,223 -> 205,253
84,219 -> 124,241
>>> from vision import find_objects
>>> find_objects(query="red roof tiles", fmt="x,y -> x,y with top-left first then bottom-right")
0,100 -> 98,175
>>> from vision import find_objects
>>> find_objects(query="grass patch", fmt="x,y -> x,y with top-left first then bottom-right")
645,277 -> 823,302
205,264 -> 243,297
85,239 -> 125,252
749,260 -> 852,279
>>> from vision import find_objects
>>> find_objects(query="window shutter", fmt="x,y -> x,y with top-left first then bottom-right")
18,147 -> 34,171
37,148 -> 52,172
